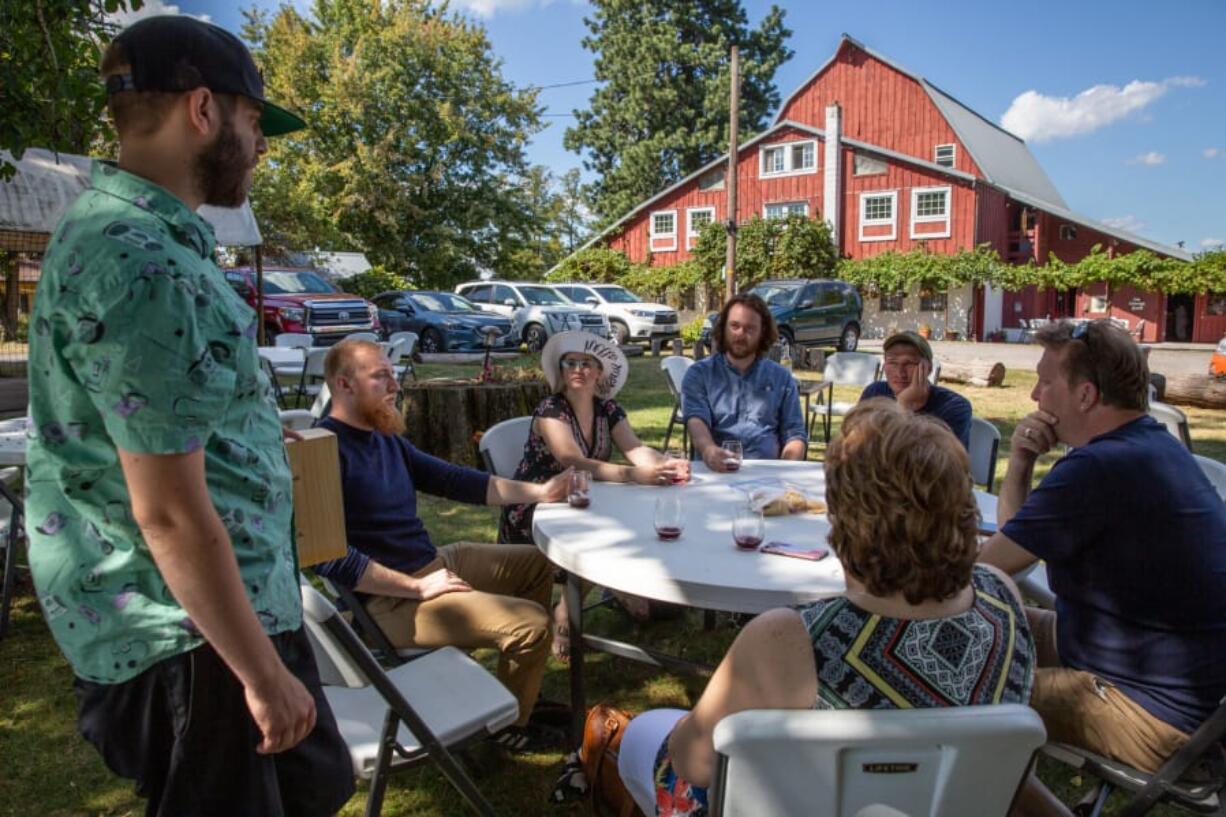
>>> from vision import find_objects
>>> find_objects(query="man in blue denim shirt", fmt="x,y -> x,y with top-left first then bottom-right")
682,294 -> 807,468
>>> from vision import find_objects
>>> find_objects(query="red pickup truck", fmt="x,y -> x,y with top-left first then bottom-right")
223,267 -> 379,345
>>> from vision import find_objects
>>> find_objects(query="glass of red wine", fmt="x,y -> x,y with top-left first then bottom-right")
732,505 -> 765,550
665,448 -> 689,484
721,439 -> 743,472
654,492 -> 684,540
568,469 -> 591,509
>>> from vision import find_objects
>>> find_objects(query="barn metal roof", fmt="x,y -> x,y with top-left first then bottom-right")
0,148 -> 263,246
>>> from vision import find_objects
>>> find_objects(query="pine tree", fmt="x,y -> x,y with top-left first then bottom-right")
564,0 -> 792,225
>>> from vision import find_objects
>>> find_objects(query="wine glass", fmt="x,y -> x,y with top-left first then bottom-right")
721,439 -> 743,472
568,469 -> 591,509
654,492 -> 684,540
732,505 -> 765,550
664,448 -> 689,484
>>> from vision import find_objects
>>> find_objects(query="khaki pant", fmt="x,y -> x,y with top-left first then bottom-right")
1027,607 -> 1189,773
366,543 -> 553,727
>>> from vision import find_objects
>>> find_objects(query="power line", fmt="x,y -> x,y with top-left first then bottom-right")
524,79 -> 598,91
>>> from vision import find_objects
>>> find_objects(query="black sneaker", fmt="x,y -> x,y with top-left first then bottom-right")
490,722 -> 566,754
529,698 -> 572,729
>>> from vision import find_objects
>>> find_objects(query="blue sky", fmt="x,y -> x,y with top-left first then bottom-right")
129,0 -> 1224,252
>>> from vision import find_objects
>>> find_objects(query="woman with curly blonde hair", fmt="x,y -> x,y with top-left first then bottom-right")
612,399 -> 1037,817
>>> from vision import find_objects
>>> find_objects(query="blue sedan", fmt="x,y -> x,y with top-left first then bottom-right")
373,290 -> 517,353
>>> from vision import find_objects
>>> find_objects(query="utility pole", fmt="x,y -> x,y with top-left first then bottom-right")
724,45 -> 739,302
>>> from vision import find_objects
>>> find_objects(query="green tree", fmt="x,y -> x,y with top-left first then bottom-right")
692,214 -> 836,288
555,168 -> 591,254
242,0 -> 543,288
0,0 -> 141,179
565,0 -> 792,224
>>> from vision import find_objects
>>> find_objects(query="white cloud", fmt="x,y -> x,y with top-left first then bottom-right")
1000,76 -> 1206,142
108,0 -> 210,26
1205,148 -> 1221,159
1101,215 -> 1147,233
446,0 -> 566,17
1202,238 -> 1225,249
1126,152 -> 1166,166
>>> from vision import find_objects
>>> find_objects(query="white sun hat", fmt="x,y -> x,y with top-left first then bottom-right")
540,331 -> 629,397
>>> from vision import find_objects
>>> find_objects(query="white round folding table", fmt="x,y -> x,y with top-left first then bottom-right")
533,459 -> 999,740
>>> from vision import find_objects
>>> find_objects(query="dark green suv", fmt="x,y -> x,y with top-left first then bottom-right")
701,279 -> 863,353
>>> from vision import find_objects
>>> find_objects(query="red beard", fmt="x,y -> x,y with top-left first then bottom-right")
357,394 -> 406,436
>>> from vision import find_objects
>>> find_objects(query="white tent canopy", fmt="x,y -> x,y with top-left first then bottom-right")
0,148 -> 262,246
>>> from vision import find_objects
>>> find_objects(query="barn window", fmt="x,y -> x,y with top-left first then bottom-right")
854,152 -> 887,176
879,292 -> 905,312
649,210 -> 678,252
759,139 -> 818,178
858,191 -> 898,242
764,201 -> 808,220
909,186 -> 952,240
1060,224 -> 1078,241
698,168 -> 725,191
686,207 -> 715,248
934,144 -> 956,168
920,288 -> 948,311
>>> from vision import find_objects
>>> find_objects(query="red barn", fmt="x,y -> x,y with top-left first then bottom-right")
581,35 -> 1215,343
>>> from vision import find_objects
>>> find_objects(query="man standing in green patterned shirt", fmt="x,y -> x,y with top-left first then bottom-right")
26,16 -> 353,816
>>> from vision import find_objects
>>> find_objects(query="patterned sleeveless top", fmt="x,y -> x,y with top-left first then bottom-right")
652,566 -> 1036,817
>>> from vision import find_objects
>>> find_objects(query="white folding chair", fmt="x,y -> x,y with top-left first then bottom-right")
385,332 -> 417,385
300,583 -> 517,817
809,352 -> 883,443
258,354 -> 289,409
709,705 -> 1046,817
928,359 -> 942,384
343,331 -> 380,343
478,416 -> 532,477
1193,454 -> 1226,500
969,417 -> 1001,493
277,409 -> 315,431
1148,401 -> 1192,449
295,348 -> 330,402
310,382 -> 332,420
274,332 -> 313,348
660,356 -> 695,455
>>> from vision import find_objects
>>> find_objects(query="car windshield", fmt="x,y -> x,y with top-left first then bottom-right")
750,283 -> 801,306
410,293 -> 479,313
261,270 -> 337,295
593,286 -> 642,304
518,285 -> 568,305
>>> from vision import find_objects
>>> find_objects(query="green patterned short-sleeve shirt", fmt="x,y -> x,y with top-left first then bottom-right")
26,162 -> 301,684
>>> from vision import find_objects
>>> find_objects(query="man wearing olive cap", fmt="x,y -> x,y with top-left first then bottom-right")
858,330 -> 972,449
26,16 -> 353,816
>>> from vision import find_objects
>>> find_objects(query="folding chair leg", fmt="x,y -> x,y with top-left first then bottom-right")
662,408 -> 676,453
365,710 -> 397,817
0,485 -> 23,642
1073,781 -> 1113,817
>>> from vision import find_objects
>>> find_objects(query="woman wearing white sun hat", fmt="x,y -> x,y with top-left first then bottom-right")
499,331 -> 689,655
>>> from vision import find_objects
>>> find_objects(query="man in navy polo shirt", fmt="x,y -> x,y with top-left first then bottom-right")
980,319 -> 1226,817
859,330 -> 971,449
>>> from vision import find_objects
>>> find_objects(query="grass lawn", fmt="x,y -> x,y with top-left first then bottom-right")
2,352 -> 1223,816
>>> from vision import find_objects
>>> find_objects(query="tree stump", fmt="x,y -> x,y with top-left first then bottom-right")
400,379 -> 550,467
1160,375 -> 1226,410
939,360 -> 1007,387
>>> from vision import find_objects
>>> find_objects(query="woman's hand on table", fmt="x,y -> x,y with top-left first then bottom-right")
630,459 -> 689,485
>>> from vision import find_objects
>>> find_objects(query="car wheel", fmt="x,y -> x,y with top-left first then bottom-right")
611,321 -> 630,345
524,323 -> 548,352
838,323 -> 860,352
421,328 -> 443,354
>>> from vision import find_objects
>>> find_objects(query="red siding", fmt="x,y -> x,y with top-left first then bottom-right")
1074,283 -> 1162,343
1194,294 -> 1226,344
974,186 -> 1010,254
777,41 -> 984,179
841,159 -> 974,255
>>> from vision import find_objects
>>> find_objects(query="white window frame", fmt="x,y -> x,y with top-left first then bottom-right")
763,201 -> 809,220
909,186 -> 952,239
858,190 -> 898,242
686,207 -> 716,249
758,139 -> 818,179
1059,224 -> 1078,241
649,209 -> 678,251
934,144 -> 957,168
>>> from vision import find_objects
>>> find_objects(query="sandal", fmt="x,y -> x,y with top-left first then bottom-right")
549,750 -> 589,804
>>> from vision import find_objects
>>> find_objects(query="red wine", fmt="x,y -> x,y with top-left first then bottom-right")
734,535 -> 763,550
671,473 -> 688,484
568,493 -> 590,509
656,525 -> 682,540
724,458 -> 741,472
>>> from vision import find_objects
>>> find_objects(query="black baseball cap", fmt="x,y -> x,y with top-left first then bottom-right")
106,15 -> 305,137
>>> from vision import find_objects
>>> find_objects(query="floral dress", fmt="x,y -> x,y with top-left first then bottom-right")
498,393 -> 627,544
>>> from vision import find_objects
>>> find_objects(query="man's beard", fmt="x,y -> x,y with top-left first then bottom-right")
726,336 -> 755,359
193,116 -> 253,208
358,393 -> 406,436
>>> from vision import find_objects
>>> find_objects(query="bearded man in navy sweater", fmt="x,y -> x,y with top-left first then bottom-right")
314,340 -> 571,751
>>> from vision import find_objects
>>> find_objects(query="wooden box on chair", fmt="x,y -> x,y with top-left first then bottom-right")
285,428 -> 349,568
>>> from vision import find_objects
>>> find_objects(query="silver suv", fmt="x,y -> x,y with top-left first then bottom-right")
454,280 -> 611,351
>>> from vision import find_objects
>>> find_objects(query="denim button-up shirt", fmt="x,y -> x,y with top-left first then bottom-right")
681,353 -> 806,459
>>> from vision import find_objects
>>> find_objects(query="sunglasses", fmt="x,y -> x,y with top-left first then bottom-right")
560,358 -> 599,371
